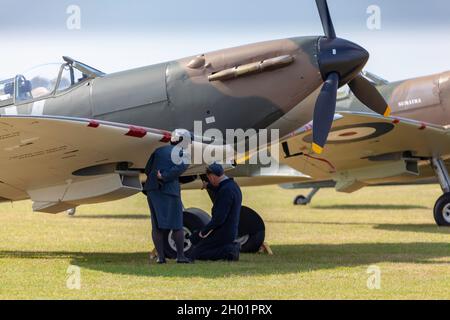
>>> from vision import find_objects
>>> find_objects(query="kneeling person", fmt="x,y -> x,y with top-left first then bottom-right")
190,163 -> 242,261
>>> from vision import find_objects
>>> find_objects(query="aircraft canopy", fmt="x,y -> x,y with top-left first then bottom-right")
1,57 -> 105,106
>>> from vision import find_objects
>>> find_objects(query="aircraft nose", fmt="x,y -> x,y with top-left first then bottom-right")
318,37 -> 369,85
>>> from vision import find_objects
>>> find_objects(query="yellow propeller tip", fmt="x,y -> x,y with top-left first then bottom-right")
312,143 -> 324,154
384,106 -> 391,117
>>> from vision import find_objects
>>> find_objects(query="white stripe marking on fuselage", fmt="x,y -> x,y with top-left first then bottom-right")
31,100 -> 46,115
4,106 -> 18,115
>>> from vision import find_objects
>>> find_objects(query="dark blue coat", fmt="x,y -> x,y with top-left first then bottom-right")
144,145 -> 188,230
191,178 -> 242,260
144,145 -> 188,196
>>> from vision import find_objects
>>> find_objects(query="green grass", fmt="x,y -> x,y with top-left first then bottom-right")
0,184 -> 449,299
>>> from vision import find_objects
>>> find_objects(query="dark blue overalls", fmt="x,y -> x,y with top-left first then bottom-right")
191,178 -> 242,261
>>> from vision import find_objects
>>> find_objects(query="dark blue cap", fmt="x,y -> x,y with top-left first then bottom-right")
206,163 -> 224,176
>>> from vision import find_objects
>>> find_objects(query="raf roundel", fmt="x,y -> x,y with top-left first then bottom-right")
326,127 -> 377,142
303,122 -> 395,145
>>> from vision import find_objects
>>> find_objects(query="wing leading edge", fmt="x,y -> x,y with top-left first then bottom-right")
0,115 -> 233,213
0,115 -> 173,212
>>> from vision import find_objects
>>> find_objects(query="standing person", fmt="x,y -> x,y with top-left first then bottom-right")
144,130 -> 192,264
190,163 -> 242,261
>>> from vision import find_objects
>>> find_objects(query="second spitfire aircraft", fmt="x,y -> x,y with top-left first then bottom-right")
0,1 -> 389,255
274,70 -> 450,227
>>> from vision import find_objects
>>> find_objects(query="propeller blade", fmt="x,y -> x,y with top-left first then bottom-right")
315,0 -> 336,39
312,72 -> 339,154
348,75 -> 391,117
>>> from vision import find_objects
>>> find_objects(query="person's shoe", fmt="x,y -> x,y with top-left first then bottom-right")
156,258 -> 167,264
177,257 -> 193,264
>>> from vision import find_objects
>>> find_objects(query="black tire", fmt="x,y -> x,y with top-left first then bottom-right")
293,195 -> 308,206
163,208 -> 211,259
237,206 -> 266,253
433,193 -> 450,227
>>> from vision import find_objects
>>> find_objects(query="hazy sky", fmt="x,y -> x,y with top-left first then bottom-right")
1,0 -> 449,81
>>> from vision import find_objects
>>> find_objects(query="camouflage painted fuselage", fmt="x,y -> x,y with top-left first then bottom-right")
4,37 -> 325,139
338,71 -> 450,125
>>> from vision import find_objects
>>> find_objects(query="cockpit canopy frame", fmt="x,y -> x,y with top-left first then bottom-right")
1,57 -> 105,106
62,56 -> 105,78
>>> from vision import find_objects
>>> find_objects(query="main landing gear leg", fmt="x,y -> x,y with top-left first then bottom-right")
293,188 -> 320,206
431,158 -> 450,226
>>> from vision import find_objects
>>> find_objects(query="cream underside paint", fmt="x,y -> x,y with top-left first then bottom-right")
29,173 -> 142,213
280,112 -> 450,191
327,127 -> 377,142
0,116 -> 167,211
333,160 -> 419,193
0,116 -> 235,212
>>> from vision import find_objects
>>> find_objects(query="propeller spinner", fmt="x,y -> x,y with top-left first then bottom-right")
312,0 -> 391,154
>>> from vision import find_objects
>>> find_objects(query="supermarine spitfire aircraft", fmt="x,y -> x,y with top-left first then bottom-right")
270,69 -> 450,227
0,1 -> 390,255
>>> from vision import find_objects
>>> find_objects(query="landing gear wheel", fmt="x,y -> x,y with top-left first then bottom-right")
237,206 -> 266,253
163,208 -> 211,259
67,208 -> 76,216
293,195 -> 309,206
433,193 -> 450,227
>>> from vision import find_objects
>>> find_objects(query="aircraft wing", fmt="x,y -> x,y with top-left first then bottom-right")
0,115 -> 228,213
279,112 -> 450,192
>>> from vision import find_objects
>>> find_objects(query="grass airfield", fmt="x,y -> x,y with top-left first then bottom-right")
0,184 -> 449,300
